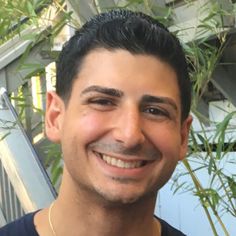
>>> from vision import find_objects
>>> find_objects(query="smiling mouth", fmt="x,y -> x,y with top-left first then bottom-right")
95,152 -> 149,169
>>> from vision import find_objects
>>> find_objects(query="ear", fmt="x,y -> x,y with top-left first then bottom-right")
179,115 -> 192,161
45,91 -> 65,143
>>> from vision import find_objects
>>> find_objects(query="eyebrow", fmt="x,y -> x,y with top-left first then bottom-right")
81,85 -> 124,97
141,95 -> 178,111
81,86 -> 177,110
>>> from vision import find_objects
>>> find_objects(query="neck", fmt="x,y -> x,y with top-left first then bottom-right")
51,171 -> 160,236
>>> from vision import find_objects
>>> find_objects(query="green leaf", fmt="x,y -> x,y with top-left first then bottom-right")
197,133 -> 206,145
215,111 -> 236,140
227,176 -> 236,199
19,63 -> 45,71
208,157 -> 214,175
0,131 -> 11,141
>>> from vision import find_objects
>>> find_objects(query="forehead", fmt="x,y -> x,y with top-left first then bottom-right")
72,49 -> 180,104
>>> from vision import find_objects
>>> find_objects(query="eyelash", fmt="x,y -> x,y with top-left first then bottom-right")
141,106 -> 170,118
88,98 -> 116,106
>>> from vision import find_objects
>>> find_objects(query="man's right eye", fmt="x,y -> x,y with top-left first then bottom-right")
88,98 -> 116,109
89,98 -> 114,106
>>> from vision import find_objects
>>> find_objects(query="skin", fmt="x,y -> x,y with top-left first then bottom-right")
34,48 -> 192,236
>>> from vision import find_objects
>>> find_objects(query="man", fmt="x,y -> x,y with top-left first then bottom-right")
0,9 -> 192,236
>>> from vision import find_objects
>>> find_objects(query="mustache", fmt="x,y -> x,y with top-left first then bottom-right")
89,141 -> 160,160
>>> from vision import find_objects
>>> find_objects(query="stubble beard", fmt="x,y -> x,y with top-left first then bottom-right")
74,172 -> 158,208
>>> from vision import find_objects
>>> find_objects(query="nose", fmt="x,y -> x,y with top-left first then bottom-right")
112,105 -> 145,148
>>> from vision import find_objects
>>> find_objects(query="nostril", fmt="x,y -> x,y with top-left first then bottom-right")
113,129 -> 145,148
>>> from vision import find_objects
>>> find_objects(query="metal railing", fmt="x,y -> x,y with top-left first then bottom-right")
0,87 -> 56,226
0,160 -> 24,226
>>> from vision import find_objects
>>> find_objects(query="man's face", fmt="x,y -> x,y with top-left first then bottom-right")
46,49 -> 192,204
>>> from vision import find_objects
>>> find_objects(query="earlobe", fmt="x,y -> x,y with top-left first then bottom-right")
179,115 -> 193,160
45,91 -> 65,143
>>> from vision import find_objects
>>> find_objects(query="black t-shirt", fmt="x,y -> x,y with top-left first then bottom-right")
0,212 -> 38,236
0,212 -> 186,235
157,217 -> 186,236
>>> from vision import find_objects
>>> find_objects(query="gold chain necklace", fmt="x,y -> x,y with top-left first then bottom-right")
48,202 -> 56,236
155,220 -> 161,236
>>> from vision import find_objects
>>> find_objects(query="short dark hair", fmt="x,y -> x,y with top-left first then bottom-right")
56,9 -> 191,121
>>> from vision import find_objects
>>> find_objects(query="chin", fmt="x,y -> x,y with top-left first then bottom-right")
100,193 -> 143,206
94,185 -> 157,206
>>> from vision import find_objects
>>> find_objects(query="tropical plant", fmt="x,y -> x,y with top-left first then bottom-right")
170,1 -> 236,235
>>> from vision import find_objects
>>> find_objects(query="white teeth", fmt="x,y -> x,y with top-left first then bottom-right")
101,154 -> 143,169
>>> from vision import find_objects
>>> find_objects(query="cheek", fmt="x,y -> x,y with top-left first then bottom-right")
72,112 -> 109,143
150,125 -> 182,159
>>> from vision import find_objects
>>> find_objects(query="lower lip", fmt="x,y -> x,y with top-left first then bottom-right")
93,152 -> 157,179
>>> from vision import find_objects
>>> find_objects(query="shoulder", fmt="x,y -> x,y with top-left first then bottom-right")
0,211 -> 39,236
155,216 -> 187,236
